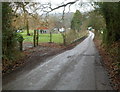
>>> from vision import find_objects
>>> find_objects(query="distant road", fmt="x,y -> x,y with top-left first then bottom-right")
3,31 -> 112,90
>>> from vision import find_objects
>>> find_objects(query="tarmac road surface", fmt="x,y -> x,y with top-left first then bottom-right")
3,31 -> 112,90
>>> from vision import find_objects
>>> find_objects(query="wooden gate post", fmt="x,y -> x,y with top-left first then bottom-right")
36,30 -> 39,46
50,31 -> 52,43
33,30 -> 36,47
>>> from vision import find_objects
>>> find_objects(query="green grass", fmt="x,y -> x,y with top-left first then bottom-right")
20,30 -> 63,44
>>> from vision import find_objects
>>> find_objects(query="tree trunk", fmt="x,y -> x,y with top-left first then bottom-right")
19,42 -> 23,51
26,18 -> 30,36
61,33 -> 66,46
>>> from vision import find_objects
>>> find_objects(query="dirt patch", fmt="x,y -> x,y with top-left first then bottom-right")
94,39 -> 120,90
23,42 -> 33,50
2,36 -> 87,76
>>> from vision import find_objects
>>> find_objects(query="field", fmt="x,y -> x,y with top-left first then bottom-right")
20,30 -> 63,44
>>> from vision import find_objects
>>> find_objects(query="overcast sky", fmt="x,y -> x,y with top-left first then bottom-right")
35,0 -> 94,14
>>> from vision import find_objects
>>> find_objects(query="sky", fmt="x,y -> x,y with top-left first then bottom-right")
10,0 -> 95,16
34,0 -> 95,14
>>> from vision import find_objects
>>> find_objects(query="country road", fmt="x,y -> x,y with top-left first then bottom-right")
2,31 -> 112,90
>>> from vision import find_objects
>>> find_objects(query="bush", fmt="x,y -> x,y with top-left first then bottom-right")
16,34 -> 24,43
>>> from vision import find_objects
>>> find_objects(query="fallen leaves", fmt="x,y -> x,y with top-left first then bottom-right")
94,39 -> 120,90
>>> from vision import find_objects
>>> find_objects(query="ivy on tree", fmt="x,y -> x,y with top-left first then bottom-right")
97,2 -> 120,44
2,2 -> 17,60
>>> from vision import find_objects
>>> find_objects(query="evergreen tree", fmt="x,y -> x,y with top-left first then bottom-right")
71,10 -> 82,32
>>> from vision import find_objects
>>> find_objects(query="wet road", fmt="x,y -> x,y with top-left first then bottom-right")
3,31 -> 112,90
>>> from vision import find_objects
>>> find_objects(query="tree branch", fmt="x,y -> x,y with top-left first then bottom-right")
50,0 -> 79,11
